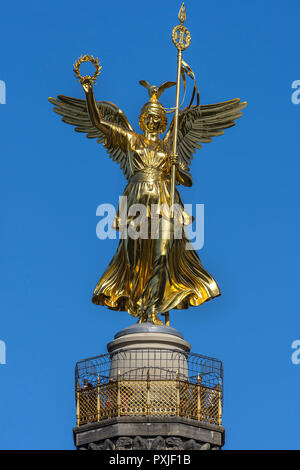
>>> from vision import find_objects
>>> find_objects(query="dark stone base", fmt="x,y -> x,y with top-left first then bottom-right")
73,416 -> 225,451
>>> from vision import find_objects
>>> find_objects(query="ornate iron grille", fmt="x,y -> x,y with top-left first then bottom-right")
75,349 -> 223,427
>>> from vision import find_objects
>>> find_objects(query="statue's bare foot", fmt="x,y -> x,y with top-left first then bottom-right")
149,311 -> 163,326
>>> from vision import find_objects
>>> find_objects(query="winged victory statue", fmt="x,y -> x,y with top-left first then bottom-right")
49,4 -> 246,326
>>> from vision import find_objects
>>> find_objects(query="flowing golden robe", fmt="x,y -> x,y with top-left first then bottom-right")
92,129 -> 220,318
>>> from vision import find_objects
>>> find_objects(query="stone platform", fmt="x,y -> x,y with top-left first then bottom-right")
74,415 -> 225,450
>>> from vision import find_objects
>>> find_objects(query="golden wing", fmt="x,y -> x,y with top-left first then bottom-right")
48,95 -> 133,179
164,99 -> 247,169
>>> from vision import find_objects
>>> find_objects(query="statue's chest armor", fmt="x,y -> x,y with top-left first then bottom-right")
134,143 -> 167,168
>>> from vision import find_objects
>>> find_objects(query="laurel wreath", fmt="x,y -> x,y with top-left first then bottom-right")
73,54 -> 101,84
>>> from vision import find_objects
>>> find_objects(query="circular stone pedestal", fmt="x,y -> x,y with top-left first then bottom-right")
107,323 -> 191,380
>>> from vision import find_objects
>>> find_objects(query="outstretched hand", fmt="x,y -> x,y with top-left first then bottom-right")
81,77 -> 93,94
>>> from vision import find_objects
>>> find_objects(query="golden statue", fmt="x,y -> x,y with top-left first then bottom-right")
49,4 -> 246,326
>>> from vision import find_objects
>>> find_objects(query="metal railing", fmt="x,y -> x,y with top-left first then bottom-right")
76,374 -> 222,427
75,350 -> 223,427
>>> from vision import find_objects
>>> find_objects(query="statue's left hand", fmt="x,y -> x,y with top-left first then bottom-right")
170,154 -> 180,167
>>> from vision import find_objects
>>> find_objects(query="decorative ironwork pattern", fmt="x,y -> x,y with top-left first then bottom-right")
75,349 -> 223,427
76,378 -> 222,427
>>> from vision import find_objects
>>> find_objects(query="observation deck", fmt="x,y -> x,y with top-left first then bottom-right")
73,324 -> 224,450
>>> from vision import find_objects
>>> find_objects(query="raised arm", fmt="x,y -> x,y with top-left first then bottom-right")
81,79 -> 132,143
81,79 -> 113,137
49,81 -> 135,179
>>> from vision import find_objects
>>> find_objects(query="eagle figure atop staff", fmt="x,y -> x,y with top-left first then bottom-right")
49,3 -> 246,326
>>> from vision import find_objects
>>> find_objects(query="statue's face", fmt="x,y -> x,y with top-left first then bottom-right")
143,112 -> 162,133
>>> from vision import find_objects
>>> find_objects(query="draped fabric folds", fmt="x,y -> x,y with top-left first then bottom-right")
92,137 -> 220,318
92,225 -> 220,317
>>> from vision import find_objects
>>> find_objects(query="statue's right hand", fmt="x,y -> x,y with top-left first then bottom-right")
81,77 -> 93,93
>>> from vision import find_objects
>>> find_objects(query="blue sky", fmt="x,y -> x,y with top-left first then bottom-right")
1,0 -> 300,449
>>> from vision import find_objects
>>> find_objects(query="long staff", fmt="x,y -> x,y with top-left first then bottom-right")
170,3 -> 191,217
